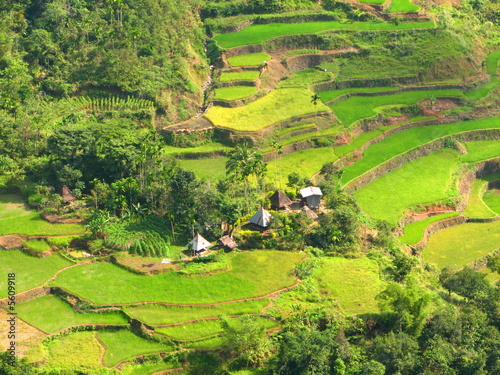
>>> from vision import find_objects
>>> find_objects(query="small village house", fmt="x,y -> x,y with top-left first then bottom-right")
270,189 -> 293,210
249,207 -> 272,228
300,186 -> 323,209
187,233 -> 212,256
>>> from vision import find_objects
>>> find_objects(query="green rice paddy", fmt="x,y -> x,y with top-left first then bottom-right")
483,188 -> 500,215
178,157 -> 227,180
354,149 -> 461,224
341,117 -> 500,184
17,295 -> 128,333
214,21 -> 436,49
124,299 -> 270,325
465,76 -> 500,101
423,221 -> 500,269
0,194 -> 85,236
485,50 -> 500,74
205,88 -> 329,131
220,71 -> 260,82
277,68 -> 333,89
316,257 -> 384,315
330,89 -> 464,126
214,86 -> 257,101
0,251 -> 72,297
156,316 -> 277,341
399,212 -> 460,245
45,331 -> 103,369
317,87 -> 397,103
98,330 -> 174,367
227,52 -> 271,67
463,173 -> 500,218
267,147 -> 338,186
162,143 -> 229,156
23,239 -> 51,252
51,251 -> 304,304
388,0 -> 420,13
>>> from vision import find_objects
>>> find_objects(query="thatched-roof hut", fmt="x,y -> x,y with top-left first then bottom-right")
300,186 -> 323,209
187,233 -> 212,255
249,207 -> 272,228
61,185 -> 76,203
270,190 -> 293,210
219,235 -> 238,250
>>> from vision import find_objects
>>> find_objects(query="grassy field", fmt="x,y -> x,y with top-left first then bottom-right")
17,295 -> 128,333
341,117 -> 500,184
205,88 -> 329,131
483,188 -> 500,215
277,69 -> 333,89
45,331 -> 103,369
461,140 -> 500,162
156,317 -> 278,341
264,125 -> 343,152
266,147 -> 338,187
329,89 -> 464,126
463,173 -> 500,218
317,87 -> 397,103
178,157 -> 227,180
0,251 -> 72,297
214,21 -> 436,48
354,149 -> 461,224
214,86 -> 257,101
486,50 -> 500,74
162,143 -> 230,156
98,330 -> 173,367
23,239 -> 51,252
465,76 -> 500,101
124,299 -> 270,325
220,71 -> 260,82
0,194 -> 85,236
333,130 -> 382,158
316,257 -> 384,315
52,251 -> 304,304
398,212 -> 460,245
423,221 -> 500,269
227,52 -> 271,67
121,361 -> 181,375
388,0 -> 420,12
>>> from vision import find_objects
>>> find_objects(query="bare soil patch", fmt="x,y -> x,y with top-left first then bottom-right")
406,205 -> 455,222
116,255 -> 180,275
0,308 -> 47,357
42,213 -> 85,224
0,234 -> 28,250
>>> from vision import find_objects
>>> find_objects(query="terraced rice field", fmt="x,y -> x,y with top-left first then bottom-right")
98,330 -> 174,367
317,87 -> 397,103
340,117 -> 500,184
205,88 -> 328,131
178,157 -> 227,179
17,295 -> 128,333
463,173 -> 500,218
214,21 -> 436,48
316,257 -> 384,315
220,71 -> 260,82
423,221 -> 500,269
214,85 -> 257,101
51,251 -> 305,304
227,52 -> 271,67
398,212 -> 460,245
44,331 -> 104,369
485,50 -> 500,74
388,0 -> 420,12
0,194 -> 85,236
329,89 -> 464,126
0,251 -> 72,297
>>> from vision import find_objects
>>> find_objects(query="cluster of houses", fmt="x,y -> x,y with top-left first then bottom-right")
187,186 -> 323,256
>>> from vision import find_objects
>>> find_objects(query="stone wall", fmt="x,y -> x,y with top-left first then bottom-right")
0,286 -> 50,308
225,44 -> 263,58
312,75 -> 420,92
412,215 -> 467,251
218,80 -> 257,88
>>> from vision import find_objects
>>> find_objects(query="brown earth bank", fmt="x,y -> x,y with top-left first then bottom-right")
41,213 -> 85,224
0,235 -> 28,250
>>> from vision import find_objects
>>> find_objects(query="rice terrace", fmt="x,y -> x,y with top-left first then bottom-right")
1,0 -> 500,374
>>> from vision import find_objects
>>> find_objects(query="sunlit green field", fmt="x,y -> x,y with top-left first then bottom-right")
341,117 -> 500,184
51,251 -> 304,304
316,257 -> 384,315
398,212 -> 459,245
214,86 -> 257,101
17,295 -> 128,333
220,71 -> 260,82
463,173 -> 500,218
227,52 -> 271,67
205,88 -> 329,131
214,21 -> 436,48
423,221 -> 500,269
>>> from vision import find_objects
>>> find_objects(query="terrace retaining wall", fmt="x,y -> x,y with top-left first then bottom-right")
284,49 -> 358,73
225,44 -> 263,58
0,286 -> 50,308
411,215 -> 467,252
313,75 -> 421,92
218,80 -> 257,88
344,129 -> 500,192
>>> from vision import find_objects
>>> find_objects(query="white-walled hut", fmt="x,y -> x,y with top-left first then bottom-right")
300,186 -> 323,209
249,207 -> 272,228
270,190 -> 293,210
187,233 -> 212,255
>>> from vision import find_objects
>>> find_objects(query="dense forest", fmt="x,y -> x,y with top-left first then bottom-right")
0,0 -> 500,374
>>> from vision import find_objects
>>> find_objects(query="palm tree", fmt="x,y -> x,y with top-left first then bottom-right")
311,94 -> 320,120
226,143 -> 266,196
